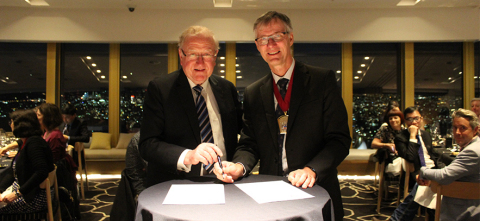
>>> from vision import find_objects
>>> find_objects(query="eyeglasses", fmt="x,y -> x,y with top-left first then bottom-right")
181,49 -> 217,62
406,116 -> 422,122
255,32 -> 288,46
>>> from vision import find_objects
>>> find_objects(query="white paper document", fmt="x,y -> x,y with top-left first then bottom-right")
162,184 -> 225,205
235,180 -> 314,204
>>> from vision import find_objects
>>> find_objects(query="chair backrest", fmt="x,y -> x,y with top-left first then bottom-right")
40,166 -> 57,189
74,142 -> 85,152
430,180 -> 480,221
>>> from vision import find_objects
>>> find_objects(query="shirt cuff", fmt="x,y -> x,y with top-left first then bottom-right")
409,138 -> 418,143
177,149 -> 192,172
235,162 -> 247,176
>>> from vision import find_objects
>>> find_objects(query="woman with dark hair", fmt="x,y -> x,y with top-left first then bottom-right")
372,108 -> 405,162
36,103 -> 73,164
0,109 -> 54,213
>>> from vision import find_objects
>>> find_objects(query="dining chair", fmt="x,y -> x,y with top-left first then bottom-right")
376,151 -> 387,213
430,180 -> 480,221
75,142 -> 88,199
1,165 -> 61,221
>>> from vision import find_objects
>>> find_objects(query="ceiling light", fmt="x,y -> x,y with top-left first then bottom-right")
25,0 -> 49,6
357,71 -> 362,74
96,70 -> 101,73
236,70 -> 241,73
220,70 -> 225,73
336,70 -> 341,73
220,64 -> 225,67
5,77 -> 9,80
448,77 -> 452,80
474,76 -> 478,79
213,0 -> 233,7
237,76 -> 243,79
221,76 -> 225,78
122,76 -> 127,79
92,63 -> 97,67
130,73 -> 133,75
360,64 -> 366,67
235,64 -> 239,67
100,75 -> 106,79
354,76 -> 360,79
459,72 -> 462,75
364,57 -> 370,60
86,56 -> 92,60
220,57 -> 225,60
396,0 -> 421,6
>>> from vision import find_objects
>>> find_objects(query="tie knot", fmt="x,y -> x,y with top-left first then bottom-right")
193,85 -> 203,94
277,78 -> 289,90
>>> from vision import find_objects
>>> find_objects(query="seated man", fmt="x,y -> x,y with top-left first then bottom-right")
374,106 -> 440,221
417,108 -> 480,220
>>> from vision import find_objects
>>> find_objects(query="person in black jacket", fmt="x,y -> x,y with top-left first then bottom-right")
0,109 -> 54,213
60,103 -> 90,167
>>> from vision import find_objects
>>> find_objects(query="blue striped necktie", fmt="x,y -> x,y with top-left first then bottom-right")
193,85 -> 215,174
416,134 -> 426,167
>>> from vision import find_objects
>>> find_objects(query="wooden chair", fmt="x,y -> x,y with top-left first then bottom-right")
376,151 -> 387,213
430,180 -> 480,221
1,166 -> 61,221
75,142 -> 88,199
396,160 -> 414,205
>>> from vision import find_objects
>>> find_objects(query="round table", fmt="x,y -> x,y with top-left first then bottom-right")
135,174 -> 332,221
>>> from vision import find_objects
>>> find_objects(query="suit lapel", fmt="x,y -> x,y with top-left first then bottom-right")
209,76 -> 226,120
176,70 -> 202,144
287,61 -> 309,135
260,75 -> 280,149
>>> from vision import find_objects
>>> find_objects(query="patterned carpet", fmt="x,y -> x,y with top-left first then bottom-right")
80,178 -> 426,221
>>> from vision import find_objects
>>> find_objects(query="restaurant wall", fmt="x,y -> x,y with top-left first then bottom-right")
0,7 -> 478,42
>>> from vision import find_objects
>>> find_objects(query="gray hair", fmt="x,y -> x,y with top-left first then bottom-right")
452,108 -> 479,130
253,11 -> 293,36
471,97 -> 480,103
178,26 -> 220,50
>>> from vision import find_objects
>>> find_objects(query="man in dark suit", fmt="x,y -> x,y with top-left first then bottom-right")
374,106 -> 439,221
215,11 -> 351,221
61,103 -> 90,167
139,26 -> 242,187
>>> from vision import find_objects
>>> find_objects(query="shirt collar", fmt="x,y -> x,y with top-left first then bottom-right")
272,59 -> 295,83
187,77 -> 210,91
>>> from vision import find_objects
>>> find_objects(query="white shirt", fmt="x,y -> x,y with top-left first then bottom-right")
409,130 -> 435,169
176,78 -> 225,175
272,59 -> 295,174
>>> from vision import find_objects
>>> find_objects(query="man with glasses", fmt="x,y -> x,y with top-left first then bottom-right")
139,26 -> 242,187
215,11 -> 351,221
374,106 -> 440,221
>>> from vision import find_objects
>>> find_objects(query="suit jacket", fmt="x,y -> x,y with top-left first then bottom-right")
420,136 -> 480,220
139,69 -> 242,187
233,61 -> 351,221
60,118 -> 90,146
395,129 -> 439,177
0,136 -> 54,203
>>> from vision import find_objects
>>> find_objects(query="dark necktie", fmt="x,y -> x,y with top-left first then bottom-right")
275,78 -> 289,175
416,134 -> 426,167
193,85 -> 215,174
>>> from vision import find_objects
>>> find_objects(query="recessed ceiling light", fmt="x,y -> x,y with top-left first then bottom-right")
122,76 -> 127,79
220,57 -> 225,60
357,71 -> 362,74
213,0 -> 232,7
235,64 -> 239,67
354,76 -> 360,79
220,70 -> 225,73
25,0 -> 49,6
459,72 -> 462,75
236,70 -> 241,73
100,75 -> 106,79
220,64 -> 225,67
237,76 -> 243,79
86,56 -> 92,60
364,57 -> 370,60
96,70 -> 101,73
336,70 -> 341,73
360,64 -> 366,67
92,63 -> 97,67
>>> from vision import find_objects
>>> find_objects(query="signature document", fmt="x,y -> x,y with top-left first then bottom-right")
163,184 -> 225,205
235,180 -> 314,204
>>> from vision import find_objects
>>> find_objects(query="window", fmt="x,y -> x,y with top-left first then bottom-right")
119,43 -> 168,133
475,42 -> 480,98
61,43 -> 110,132
0,43 -> 47,131
414,43 -> 463,136
352,43 -> 400,149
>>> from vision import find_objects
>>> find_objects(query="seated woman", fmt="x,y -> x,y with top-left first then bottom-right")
372,103 -> 404,165
0,109 -> 54,213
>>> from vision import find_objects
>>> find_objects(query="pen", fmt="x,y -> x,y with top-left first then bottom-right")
217,155 -> 226,179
